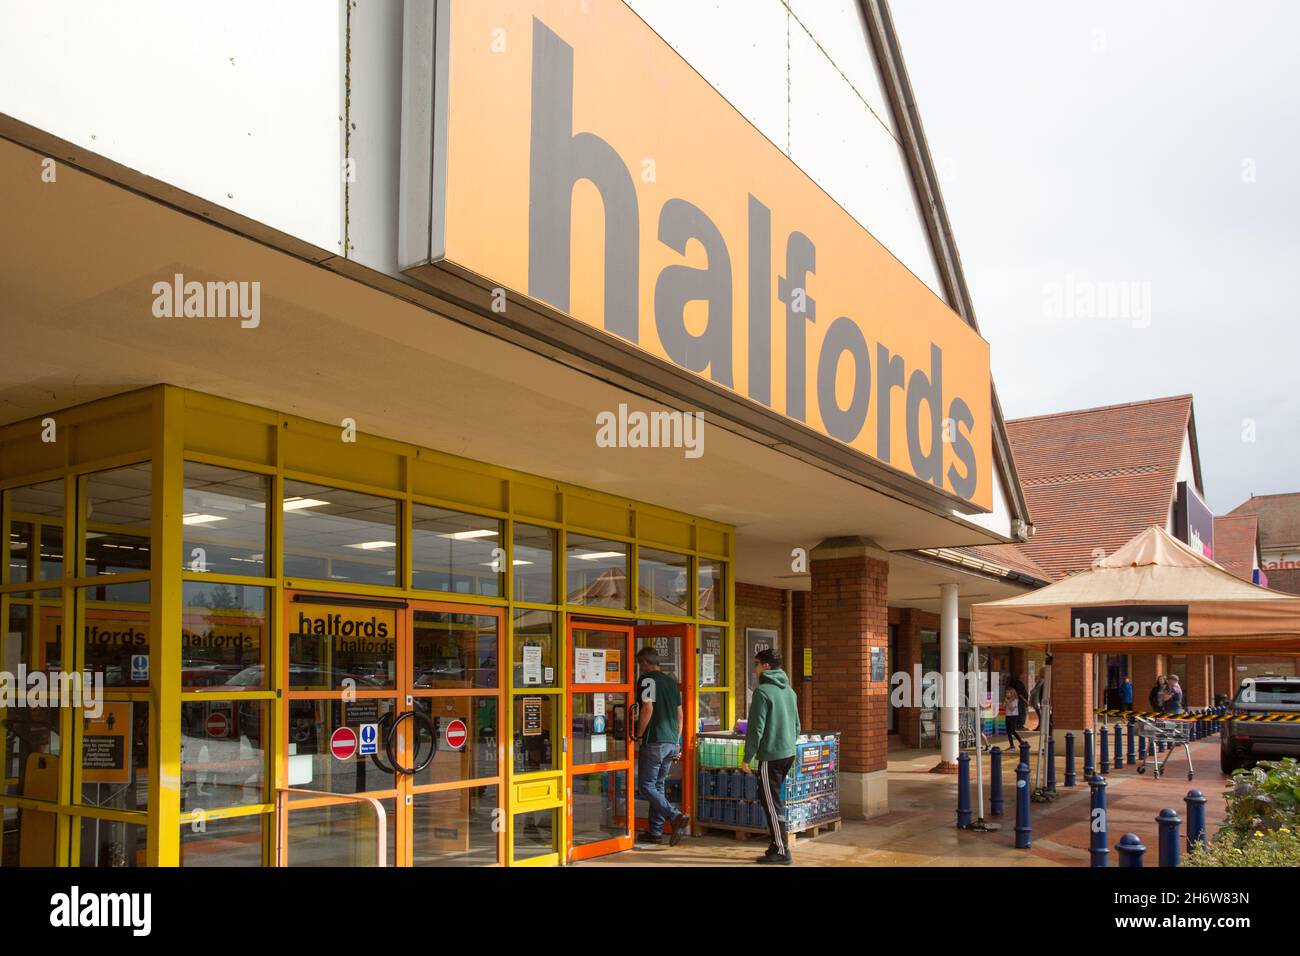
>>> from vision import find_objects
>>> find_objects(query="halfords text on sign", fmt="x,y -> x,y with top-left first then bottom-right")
410,0 -> 992,509
1070,605 -> 1189,639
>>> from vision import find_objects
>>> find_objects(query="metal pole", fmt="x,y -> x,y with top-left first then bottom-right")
1015,759 -> 1031,849
970,646 -> 985,823
1089,774 -> 1109,867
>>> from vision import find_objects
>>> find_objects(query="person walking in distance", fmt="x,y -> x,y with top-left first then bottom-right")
1003,685 -> 1028,750
743,648 -> 801,865
633,645 -> 689,846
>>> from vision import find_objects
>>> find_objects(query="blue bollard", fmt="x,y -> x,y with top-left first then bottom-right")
1127,720 -> 1136,764
1115,721 -> 1125,769
990,747 -> 1004,817
956,752 -> 972,829
1157,808 -> 1182,867
1020,739 -> 1030,769
1100,725 -> 1110,774
1089,774 -> 1109,867
1047,734 -> 1057,791
1083,728 -> 1095,778
1065,732 -> 1077,787
1116,832 -> 1146,867
1185,790 -> 1207,851
1015,761 -> 1032,849
1138,734 -> 1147,762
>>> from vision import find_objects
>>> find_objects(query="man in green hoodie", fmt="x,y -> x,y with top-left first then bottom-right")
743,648 -> 801,865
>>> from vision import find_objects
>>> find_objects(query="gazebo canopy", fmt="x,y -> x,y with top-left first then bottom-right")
971,525 -> 1300,654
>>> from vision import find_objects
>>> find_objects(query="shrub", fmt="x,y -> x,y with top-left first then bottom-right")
1219,757 -> 1300,837
1182,827 -> 1300,867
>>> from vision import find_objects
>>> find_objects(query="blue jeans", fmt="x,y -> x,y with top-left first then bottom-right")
638,741 -> 680,835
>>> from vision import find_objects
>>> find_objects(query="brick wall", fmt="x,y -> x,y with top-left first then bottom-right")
892,607 -> 922,748
1213,655 -> 1235,703
810,553 -> 890,775
1184,655 -> 1211,709
734,581 -> 785,718
1265,567 -> 1300,595
792,590 -> 812,728
1131,654 -> 1163,710
1053,653 -> 1094,730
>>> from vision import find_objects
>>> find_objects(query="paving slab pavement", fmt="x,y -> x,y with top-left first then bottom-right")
582,734 -> 1230,867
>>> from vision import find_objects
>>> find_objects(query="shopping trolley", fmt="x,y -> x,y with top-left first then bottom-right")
959,708 -> 993,753
1133,716 -> 1195,781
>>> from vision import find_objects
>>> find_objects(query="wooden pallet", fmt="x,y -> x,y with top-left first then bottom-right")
696,817 -> 842,843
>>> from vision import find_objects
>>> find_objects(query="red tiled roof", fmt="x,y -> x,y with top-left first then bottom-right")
1212,514 -> 1259,582
1006,395 -> 1193,578
1228,493 -> 1300,550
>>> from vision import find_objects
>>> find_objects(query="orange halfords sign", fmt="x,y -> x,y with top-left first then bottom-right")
416,0 -> 991,508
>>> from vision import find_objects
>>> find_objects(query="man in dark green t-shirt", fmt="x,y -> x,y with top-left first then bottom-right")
634,646 -> 688,846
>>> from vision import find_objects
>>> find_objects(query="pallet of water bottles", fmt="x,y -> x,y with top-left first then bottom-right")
698,765 -> 837,802
695,791 -> 840,831
694,732 -> 841,839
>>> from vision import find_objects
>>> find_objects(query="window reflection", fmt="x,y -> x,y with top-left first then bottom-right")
412,506 -> 502,596
412,611 -> 497,690
84,465 -> 152,576
280,481 -> 398,587
182,463 -> 268,576
5,480 -> 65,584
566,535 -> 627,609
512,524 -> 555,603
638,547 -> 690,615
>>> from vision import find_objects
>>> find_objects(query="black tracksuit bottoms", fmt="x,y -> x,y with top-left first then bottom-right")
758,756 -> 795,856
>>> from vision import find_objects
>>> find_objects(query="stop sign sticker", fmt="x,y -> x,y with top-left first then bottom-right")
444,719 -> 467,751
205,712 -> 229,738
330,726 -> 358,761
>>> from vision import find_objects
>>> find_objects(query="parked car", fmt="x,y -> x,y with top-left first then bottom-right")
1221,675 -> 1300,773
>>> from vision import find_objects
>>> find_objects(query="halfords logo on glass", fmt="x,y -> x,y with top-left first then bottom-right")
1071,605 -> 1189,639
409,0 -> 992,509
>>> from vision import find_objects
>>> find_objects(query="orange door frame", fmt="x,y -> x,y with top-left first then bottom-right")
565,617 -> 635,862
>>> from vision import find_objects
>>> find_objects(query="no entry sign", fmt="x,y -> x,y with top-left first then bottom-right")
330,726 -> 358,761
205,711 -> 229,738
444,718 -> 467,751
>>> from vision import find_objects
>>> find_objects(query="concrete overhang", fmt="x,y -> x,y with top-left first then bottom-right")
0,122 -> 1011,590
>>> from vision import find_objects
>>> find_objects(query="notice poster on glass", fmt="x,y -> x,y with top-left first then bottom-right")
575,647 -> 607,684
701,653 -> 715,686
522,644 -> 542,685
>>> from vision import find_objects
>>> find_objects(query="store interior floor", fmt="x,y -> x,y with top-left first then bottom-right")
583,735 -> 1230,867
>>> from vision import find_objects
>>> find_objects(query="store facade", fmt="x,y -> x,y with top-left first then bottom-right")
1,387 -> 734,866
1,0 -> 1039,865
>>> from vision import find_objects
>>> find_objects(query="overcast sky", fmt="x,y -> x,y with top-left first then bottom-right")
890,0 -> 1300,513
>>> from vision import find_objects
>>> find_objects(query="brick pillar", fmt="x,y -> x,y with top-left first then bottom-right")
1051,653 -> 1094,730
810,537 -> 890,819
1184,655 -> 1211,708
1213,655 -> 1235,704
1131,655 -> 1163,711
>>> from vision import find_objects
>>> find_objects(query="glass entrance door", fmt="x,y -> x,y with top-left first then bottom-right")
278,593 -> 504,866
565,620 -> 634,861
633,624 -> 695,831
